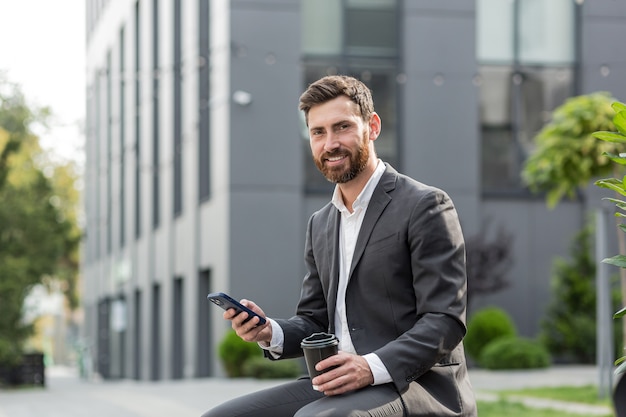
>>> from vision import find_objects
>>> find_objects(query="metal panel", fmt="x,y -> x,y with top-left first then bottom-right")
230,5 -> 302,188
403,13 -> 476,73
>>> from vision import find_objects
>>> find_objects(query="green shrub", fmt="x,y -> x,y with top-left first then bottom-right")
218,329 -> 263,377
465,307 -> 516,363
242,356 -> 303,379
480,336 -> 551,370
540,222 -> 623,363
0,339 -> 22,367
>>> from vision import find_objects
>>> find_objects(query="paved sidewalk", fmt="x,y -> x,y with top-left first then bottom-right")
470,364 -> 603,390
0,365 -> 615,417
470,365 -> 614,416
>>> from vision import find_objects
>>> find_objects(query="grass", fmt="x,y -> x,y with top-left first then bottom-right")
477,385 -> 614,417
497,385 -> 612,406
477,399 -> 612,417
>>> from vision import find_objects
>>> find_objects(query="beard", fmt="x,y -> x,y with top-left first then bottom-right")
314,138 -> 370,184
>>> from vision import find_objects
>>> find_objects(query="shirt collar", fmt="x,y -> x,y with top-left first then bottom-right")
331,159 -> 386,213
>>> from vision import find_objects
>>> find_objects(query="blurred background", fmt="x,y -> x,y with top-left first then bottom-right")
1,0 -> 626,385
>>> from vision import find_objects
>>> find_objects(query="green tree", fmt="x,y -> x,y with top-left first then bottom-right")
522,92 -> 619,208
0,76 -> 80,366
521,91 -> 626,348
541,222 -> 622,363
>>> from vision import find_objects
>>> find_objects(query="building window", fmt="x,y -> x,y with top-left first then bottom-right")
477,0 -> 575,66
134,0 -> 142,239
106,51 -> 113,254
150,283 -> 161,380
477,0 -> 576,194
198,0 -> 211,202
301,0 -> 399,193
173,0 -> 183,217
172,277 -> 184,379
120,26 -> 127,248
133,288 -> 142,380
152,0 -> 160,229
480,66 -> 574,191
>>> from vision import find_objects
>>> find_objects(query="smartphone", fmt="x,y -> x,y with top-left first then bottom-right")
207,292 -> 267,325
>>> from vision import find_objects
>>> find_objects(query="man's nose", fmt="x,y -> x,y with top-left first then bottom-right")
323,133 -> 340,152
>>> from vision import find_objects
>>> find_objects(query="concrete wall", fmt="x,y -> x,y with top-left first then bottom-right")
229,0 -> 304,318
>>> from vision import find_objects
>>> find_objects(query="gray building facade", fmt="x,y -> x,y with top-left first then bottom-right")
83,0 -> 626,380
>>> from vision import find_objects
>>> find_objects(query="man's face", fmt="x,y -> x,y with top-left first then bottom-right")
307,96 -> 371,184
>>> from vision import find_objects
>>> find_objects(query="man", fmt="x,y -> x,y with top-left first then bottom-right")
202,75 -> 477,417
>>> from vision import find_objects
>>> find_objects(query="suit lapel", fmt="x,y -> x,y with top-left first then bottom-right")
326,207 -> 341,333
349,167 -> 396,278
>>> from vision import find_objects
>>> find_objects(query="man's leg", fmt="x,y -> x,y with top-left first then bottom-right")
294,383 -> 405,417
201,378 -> 324,417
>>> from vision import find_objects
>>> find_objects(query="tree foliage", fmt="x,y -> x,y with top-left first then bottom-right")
521,92 -> 619,208
521,91 -> 626,357
0,76 -> 80,365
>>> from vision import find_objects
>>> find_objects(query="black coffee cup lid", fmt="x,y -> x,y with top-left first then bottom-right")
301,332 -> 339,348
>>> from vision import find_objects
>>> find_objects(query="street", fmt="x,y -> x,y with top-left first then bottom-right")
0,367 -> 286,417
0,365 -> 608,417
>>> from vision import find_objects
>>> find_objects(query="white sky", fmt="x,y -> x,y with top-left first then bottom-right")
0,0 -> 86,168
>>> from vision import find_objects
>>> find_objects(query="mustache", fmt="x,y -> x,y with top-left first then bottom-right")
321,149 -> 348,160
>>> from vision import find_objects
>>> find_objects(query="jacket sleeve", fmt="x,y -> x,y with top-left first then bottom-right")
374,188 -> 468,392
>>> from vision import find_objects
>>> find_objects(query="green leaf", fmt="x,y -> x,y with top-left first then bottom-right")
595,178 -> 626,196
615,111 -> 626,136
592,131 -> 626,143
620,224 -> 626,234
602,152 -> 626,165
602,254 -> 626,268
603,197 -> 626,205
603,197 -> 626,211
612,101 -> 626,113
615,306 -> 626,319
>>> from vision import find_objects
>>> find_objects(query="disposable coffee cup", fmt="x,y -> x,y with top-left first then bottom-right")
300,332 -> 339,379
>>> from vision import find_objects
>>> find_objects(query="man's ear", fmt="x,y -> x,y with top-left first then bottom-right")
368,113 -> 381,141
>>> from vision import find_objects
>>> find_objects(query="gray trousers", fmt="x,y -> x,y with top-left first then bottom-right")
201,377 -> 406,417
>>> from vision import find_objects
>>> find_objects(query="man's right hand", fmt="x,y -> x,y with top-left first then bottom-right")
225,299 -> 272,344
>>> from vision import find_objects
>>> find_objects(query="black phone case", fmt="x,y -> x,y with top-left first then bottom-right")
207,292 -> 267,325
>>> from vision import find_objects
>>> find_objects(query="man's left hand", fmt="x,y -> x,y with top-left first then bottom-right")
311,351 -> 374,396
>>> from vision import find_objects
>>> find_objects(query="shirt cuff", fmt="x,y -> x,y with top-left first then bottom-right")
363,353 -> 393,385
257,318 -> 284,358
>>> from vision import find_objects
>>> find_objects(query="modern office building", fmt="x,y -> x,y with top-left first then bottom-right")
83,0 -> 626,380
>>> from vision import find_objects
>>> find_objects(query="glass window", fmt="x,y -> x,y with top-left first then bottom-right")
480,66 -> 574,192
477,0 -> 576,194
477,0 -> 514,64
477,0 -> 575,65
301,63 -> 398,192
198,0 -> 211,201
345,0 -> 396,57
302,0 -> 396,58
302,0 -> 342,55
301,0 -> 399,193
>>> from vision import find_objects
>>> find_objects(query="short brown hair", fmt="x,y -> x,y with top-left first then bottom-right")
299,75 -> 374,125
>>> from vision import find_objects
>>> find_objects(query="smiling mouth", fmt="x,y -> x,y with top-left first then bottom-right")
324,154 -> 348,164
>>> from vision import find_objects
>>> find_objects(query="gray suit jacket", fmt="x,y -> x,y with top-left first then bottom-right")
274,163 -> 476,416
